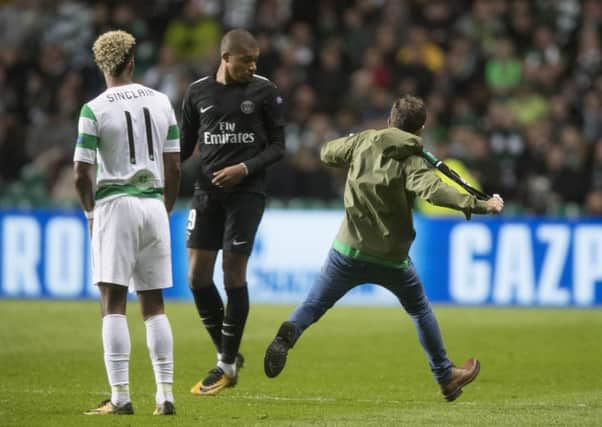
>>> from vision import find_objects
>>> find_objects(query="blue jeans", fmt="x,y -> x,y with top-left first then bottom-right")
289,248 -> 452,383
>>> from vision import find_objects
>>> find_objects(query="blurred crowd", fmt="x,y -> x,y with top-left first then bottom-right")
1,0 -> 602,215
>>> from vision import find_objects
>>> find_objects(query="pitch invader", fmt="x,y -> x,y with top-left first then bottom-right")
264,95 -> 505,401
74,30 -> 181,416
181,29 -> 285,395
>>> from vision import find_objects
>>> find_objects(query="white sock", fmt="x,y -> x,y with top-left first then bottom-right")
157,383 -> 173,405
217,360 -> 236,378
111,384 -> 130,407
145,314 -> 174,404
102,314 -> 131,406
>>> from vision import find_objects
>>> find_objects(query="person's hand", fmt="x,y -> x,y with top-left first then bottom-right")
212,163 -> 248,188
486,194 -> 504,214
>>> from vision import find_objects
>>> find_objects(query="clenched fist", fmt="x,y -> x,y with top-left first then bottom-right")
486,194 -> 504,214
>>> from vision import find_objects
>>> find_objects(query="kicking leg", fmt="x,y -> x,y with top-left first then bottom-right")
264,249 -> 360,378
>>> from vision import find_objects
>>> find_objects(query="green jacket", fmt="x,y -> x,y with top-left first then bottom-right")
321,127 -> 489,268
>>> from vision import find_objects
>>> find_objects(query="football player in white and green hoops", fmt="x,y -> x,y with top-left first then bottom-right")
73,30 -> 181,416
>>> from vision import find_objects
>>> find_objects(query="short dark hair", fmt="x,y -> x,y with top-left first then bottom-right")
389,95 -> 426,133
220,29 -> 258,55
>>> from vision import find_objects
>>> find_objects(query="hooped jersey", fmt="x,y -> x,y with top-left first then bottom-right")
73,83 -> 180,203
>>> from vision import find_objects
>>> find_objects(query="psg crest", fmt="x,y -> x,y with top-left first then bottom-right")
240,100 -> 255,114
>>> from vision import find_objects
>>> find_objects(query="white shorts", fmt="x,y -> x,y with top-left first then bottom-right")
91,196 -> 173,291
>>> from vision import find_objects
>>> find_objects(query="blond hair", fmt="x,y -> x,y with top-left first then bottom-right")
92,30 -> 136,77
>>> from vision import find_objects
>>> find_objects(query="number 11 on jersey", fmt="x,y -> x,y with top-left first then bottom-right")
124,107 -> 155,164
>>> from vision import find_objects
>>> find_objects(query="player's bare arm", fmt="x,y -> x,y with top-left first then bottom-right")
163,153 -> 181,213
73,161 -> 95,235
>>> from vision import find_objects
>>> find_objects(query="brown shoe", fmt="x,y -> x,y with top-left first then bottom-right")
439,358 -> 480,402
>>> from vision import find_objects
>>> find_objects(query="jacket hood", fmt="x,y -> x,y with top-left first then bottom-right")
378,127 -> 423,161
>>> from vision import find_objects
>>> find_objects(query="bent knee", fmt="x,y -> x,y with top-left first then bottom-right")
188,265 -> 214,289
223,272 -> 246,288
222,256 -> 248,288
188,250 -> 217,289
189,274 -> 213,289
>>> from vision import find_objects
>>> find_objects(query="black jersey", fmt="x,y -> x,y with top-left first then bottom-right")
180,74 -> 285,194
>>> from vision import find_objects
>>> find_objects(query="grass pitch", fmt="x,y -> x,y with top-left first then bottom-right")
0,300 -> 601,426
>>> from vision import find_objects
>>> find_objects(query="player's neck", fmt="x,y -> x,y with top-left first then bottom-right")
105,74 -> 134,88
216,63 -> 232,85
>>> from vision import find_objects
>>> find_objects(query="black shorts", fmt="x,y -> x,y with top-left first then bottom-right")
186,191 -> 266,255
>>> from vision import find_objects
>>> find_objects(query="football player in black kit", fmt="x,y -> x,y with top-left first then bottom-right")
181,29 -> 285,395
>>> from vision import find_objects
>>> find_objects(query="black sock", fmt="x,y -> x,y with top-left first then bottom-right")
191,284 -> 224,353
221,285 -> 249,364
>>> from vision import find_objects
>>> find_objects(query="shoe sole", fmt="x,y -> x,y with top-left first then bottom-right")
264,339 -> 288,378
444,360 -> 480,402
264,322 -> 296,378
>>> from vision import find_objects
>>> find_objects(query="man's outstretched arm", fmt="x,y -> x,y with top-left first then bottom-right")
320,132 -> 363,168
403,156 -> 504,218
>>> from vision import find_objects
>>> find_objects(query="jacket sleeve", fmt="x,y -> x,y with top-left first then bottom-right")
403,155 -> 489,219
320,132 -> 361,168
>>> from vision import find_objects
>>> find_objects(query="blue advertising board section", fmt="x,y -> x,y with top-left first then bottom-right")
1,209 -> 601,306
